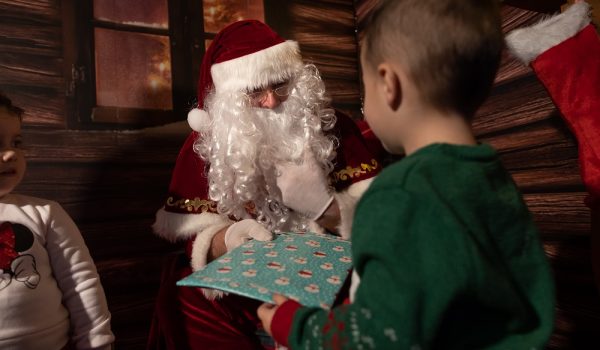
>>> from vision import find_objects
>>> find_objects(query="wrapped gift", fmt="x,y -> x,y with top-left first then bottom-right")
177,232 -> 352,308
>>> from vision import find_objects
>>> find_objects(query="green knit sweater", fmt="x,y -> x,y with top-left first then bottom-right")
273,143 -> 555,349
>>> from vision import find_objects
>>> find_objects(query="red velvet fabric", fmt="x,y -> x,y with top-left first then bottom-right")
147,253 -> 274,350
354,118 -> 386,164
531,24 -> 600,292
164,132 -> 217,215
532,25 -> 600,202
330,112 -> 383,191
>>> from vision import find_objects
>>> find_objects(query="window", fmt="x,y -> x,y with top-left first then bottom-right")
65,0 -> 265,129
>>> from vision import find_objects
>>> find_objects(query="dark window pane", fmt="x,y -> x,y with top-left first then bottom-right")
94,0 -> 169,29
95,28 -> 173,110
203,0 -> 264,33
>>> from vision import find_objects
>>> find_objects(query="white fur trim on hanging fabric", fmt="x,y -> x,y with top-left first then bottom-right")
334,177 -> 375,239
152,208 -> 233,241
505,1 -> 591,65
187,108 -> 211,132
211,41 -> 303,93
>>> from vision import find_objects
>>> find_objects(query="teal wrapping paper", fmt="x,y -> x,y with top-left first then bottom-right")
177,232 -> 352,308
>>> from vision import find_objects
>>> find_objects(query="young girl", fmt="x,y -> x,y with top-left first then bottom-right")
0,92 -> 114,349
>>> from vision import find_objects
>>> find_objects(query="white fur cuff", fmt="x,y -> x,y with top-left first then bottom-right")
190,223 -> 233,300
152,208 -> 231,241
506,2 -> 591,65
334,178 -> 375,239
190,223 -> 232,271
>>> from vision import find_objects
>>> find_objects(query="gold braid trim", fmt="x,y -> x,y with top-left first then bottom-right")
331,159 -> 379,184
166,197 -> 218,213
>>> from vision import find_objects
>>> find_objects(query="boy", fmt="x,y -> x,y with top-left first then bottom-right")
257,0 -> 555,349
0,92 -> 114,349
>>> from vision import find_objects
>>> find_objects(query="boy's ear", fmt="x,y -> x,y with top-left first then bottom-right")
378,63 -> 401,111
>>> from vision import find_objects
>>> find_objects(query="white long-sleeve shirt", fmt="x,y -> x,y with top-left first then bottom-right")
0,194 -> 114,350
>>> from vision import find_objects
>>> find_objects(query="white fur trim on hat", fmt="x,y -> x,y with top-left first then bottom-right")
506,2 -> 591,65
187,108 -> 210,132
211,40 -> 303,93
152,208 -> 233,241
334,177 -> 375,239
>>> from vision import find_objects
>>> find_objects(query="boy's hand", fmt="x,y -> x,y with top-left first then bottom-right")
257,293 -> 289,336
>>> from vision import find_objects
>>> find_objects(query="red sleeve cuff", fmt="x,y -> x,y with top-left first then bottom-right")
271,299 -> 302,347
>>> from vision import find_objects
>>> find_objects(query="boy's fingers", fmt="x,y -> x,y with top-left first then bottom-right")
273,293 -> 289,305
257,302 -> 275,319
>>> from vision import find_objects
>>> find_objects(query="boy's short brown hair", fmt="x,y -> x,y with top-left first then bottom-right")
0,91 -> 24,120
363,0 -> 504,118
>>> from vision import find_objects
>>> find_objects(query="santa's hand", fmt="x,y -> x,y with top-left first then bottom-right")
276,149 -> 334,220
224,219 -> 274,251
11,255 -> 40,288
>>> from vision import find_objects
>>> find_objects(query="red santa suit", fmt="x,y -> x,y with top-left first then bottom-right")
148,20 -> 382,350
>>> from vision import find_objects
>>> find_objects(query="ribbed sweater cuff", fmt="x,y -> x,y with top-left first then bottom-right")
271,299 -> 302,347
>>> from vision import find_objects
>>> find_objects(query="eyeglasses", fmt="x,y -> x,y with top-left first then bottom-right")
247,81 -> 291,104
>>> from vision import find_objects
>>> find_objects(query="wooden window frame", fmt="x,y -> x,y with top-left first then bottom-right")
62,0 -> 206,130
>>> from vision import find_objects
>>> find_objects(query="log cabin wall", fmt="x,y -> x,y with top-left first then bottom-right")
354,1 -> 599,348
1,0 -> 599,348
265,0 -> 362,120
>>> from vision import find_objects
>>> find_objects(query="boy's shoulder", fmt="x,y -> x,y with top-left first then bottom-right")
370,143 -> 501,191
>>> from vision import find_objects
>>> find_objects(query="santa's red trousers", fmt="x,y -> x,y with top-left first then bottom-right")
147,253 -> 274,350
530,24 -> 600,288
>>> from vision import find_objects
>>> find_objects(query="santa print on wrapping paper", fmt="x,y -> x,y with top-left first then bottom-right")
0,222 -> 40,290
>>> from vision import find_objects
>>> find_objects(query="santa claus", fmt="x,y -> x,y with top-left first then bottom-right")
148,20 -> 382,350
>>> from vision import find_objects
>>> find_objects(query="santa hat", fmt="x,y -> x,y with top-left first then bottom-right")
187,20 -> 303,132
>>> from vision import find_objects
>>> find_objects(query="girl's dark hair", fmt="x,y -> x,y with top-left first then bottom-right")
0,91 -> 24,120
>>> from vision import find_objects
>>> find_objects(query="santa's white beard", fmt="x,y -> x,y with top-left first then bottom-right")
194,64 -> 337,231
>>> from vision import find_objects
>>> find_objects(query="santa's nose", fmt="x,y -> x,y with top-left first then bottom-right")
260,90 -> 282,109
1,150 -> 16,162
